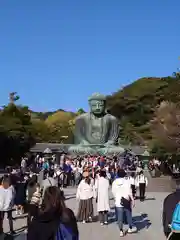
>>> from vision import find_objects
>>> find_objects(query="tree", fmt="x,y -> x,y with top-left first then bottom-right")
77,108 -> 86,115
68,109 -> 85,132
149,139 -> 169,159
119,118 -> 145,145
0,97 -> 35,166
150,101 -> 180,153
31,119 -> 51,142
45,111 -> 74,143
106,76 -> 180,146
45,111 -> 74,126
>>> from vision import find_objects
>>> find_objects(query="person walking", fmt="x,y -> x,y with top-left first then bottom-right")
76,171 -> 94,223
136,171 -> 148,201
42,159 -> 50,178
129,173 -> 136,199
112,169 -> 137,237
74,167 -> 82,186
95,170 -> 110,225
0,175 -> 16,236
41,170 -> 58,198
14,174 -> 27,215
26,179 -> 41,228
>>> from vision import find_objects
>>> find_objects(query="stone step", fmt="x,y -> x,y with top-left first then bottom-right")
145,172 -> 173,192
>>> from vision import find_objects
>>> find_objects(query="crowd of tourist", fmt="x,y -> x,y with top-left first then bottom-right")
0,153 -> 179,239
0,170 -> 78,240
0,153 -> 148,239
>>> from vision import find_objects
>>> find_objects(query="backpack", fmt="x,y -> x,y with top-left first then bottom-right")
56,223 -> 78,240
171,202 -> 180,232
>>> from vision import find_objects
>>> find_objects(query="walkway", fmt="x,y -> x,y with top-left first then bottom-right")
4,187 -> 168,240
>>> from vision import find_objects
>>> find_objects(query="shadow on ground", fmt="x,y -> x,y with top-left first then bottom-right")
108,211 -> 151,231
133,213 -> 151,231
135,197 -> 156,201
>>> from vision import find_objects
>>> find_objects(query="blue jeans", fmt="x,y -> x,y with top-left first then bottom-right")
116,207 -> 133,230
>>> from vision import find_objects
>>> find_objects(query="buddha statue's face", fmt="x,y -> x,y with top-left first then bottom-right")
89,100 -> 105,115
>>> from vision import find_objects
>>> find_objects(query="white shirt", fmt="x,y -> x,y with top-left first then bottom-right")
76,180 -> 94,200
129,176 -> 135,185
112,178 -> 132,207
136,175 -> 148,186
0,186 -> 15,211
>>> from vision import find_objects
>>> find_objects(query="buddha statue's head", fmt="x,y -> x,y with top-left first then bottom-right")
88,93 -> 106,116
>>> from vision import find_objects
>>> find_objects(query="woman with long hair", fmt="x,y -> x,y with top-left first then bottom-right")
27,186 -> 78,240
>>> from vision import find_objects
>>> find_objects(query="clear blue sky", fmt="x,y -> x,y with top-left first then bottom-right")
0,0 -> 179,112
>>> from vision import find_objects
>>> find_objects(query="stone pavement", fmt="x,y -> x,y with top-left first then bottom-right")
4,187 -> 168,240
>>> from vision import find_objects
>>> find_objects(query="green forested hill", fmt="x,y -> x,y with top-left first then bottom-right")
107,76 -> 180,144
107,77 -> 180,124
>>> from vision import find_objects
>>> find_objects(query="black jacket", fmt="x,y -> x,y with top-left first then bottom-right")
27,208 -> 78,240
162,189 -> 180,236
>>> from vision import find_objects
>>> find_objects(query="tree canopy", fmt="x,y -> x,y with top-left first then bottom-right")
107,76 -> 180,154
0,102 -> 34,166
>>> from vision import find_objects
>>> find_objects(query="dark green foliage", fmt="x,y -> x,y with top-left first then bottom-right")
107,76 -> 180,146
150,140 -> 170,158
0,94 -> 77,166
77,108 -> 86,114
107,77 -> 180,124
0,103 -> 35,166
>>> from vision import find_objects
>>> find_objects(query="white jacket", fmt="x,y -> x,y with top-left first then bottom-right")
95,177 -> 110,212
76,180 -> 94,200
112,178 -> 132,207
0,186 -> 15,211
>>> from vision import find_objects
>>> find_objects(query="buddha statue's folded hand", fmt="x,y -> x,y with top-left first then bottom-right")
104,140 -> 115,146
80,140 -> 90,145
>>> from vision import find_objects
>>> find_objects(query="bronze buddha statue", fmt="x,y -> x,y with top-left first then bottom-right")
68,93 -> 125,155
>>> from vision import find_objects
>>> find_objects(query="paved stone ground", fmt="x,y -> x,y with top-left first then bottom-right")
3,187 -> 168,240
